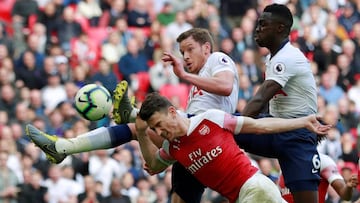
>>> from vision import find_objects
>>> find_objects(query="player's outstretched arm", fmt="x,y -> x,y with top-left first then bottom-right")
161,52 -> 234,96
240,114 -> 331,135
332,174 -> 359,201
135,116 -> 171,174
242,80 -> 282,118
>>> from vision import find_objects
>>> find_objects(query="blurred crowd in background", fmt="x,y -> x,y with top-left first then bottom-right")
0,0 -> 360,202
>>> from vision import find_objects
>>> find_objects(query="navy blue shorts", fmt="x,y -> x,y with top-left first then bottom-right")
171,162 -> 205,202
234,127 -> 320,191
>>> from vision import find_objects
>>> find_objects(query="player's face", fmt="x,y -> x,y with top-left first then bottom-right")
147,109 -> 178,141
254,12 -> 277,48
179,36 -> 208,74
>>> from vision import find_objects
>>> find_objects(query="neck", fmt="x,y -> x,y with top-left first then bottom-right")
178,117 -> 190,137
270,38 -> 289,58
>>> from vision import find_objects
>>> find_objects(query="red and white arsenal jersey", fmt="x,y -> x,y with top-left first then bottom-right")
158,109 -> 258,203
278,153 -> 343,203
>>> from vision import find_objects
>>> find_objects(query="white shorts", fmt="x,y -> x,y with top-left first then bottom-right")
237,173 -> 287,203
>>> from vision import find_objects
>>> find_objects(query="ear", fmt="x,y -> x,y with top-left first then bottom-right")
278,24 -> 286,33
203,42 -> 211,54
168,106 -> 177,117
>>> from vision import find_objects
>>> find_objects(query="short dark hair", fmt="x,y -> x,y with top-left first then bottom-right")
264,4 -> 293,31
139,93 -> 173,121
176,28 -> 214,52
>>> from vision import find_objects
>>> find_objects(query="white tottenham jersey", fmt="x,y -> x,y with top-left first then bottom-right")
186,52 -> 239,115
266,42 -> 317,118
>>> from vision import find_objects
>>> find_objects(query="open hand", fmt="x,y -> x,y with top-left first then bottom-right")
161,52 -> 186,79
304,115 -> 332,136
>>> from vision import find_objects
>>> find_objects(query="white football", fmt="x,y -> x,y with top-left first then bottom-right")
74,84 -> 112,121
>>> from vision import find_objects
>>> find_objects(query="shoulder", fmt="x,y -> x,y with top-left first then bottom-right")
207,52 -> 235,65
192,109 -> 226,124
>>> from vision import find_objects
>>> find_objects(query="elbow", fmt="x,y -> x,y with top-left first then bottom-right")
221,85 -> 233,96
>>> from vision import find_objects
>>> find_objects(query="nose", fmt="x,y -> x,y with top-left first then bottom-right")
155,128 -> 162,136
183,52 -> 190,61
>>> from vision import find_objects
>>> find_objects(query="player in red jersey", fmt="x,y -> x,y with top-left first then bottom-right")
135,93 -> 331,203
278,153 -> 359,203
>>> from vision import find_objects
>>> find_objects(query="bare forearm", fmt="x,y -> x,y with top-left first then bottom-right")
242,98 -> 267,118
182,72 -> 233,96
339,186 -> 353,201
242,117 -> 306,134
137,132 -> 167,172
137,132 -> 159,165
258,117 -> 307,133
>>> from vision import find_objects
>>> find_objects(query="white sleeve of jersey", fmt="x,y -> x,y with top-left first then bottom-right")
156,140 -> 177,166
208,52 -> 237,76
265,57 -> 298,87
320,154 -> 343,184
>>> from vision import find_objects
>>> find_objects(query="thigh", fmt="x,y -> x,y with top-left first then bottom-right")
276,129 -> 320,190
238,173 -> 284,203
234,133 -> 278,158
171,162 -> 205,203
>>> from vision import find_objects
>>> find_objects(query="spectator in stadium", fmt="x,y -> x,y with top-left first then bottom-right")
77,0 -> 103,27
91,58 -> 119,94
0,23 -> 14,57
156,2 -> 176,26
41,72 -> 67,113
348,76 -> 360,112
103,178 -> 131,203
0,151 -> 19,203
36,1 -> 62,42
313,35 -> 340,74
17,170 -> 48,203
230,27 -> 246,60
14,50 -> 44,90
16,33 -> 46,69
127,0 -> 152,28
118,37 -> 149,85
43,164 -> 80,203
0,84 -> 18,120
318,71 -> 345,105
89,149 -> 127,197
165,11 -> 193,45
239,16 -> 257,50
77,175 -> 104,203
339,132 -> 359,165
101,31 -> 127,65
99,0 -> 127,27
112,18 -> 133,46
55,7 -> 83,53
338,2 -> 360,34
11,0 -> 39,27
240,49 -> 263,86
219,37 -> 241,63
120,172 -> 140,203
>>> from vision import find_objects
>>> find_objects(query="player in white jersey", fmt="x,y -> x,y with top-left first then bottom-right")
236,3 -> 321,203
184,51 -> 238,115
265,43 -> 317,118
26,28 -> 239,203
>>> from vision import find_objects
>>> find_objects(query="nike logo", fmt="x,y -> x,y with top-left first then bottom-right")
42,144 -> 58,156
78,97 -> 88,103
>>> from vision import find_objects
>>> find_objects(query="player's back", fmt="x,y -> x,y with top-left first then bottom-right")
265,42 -> 317,118
186,52 -> 239,115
